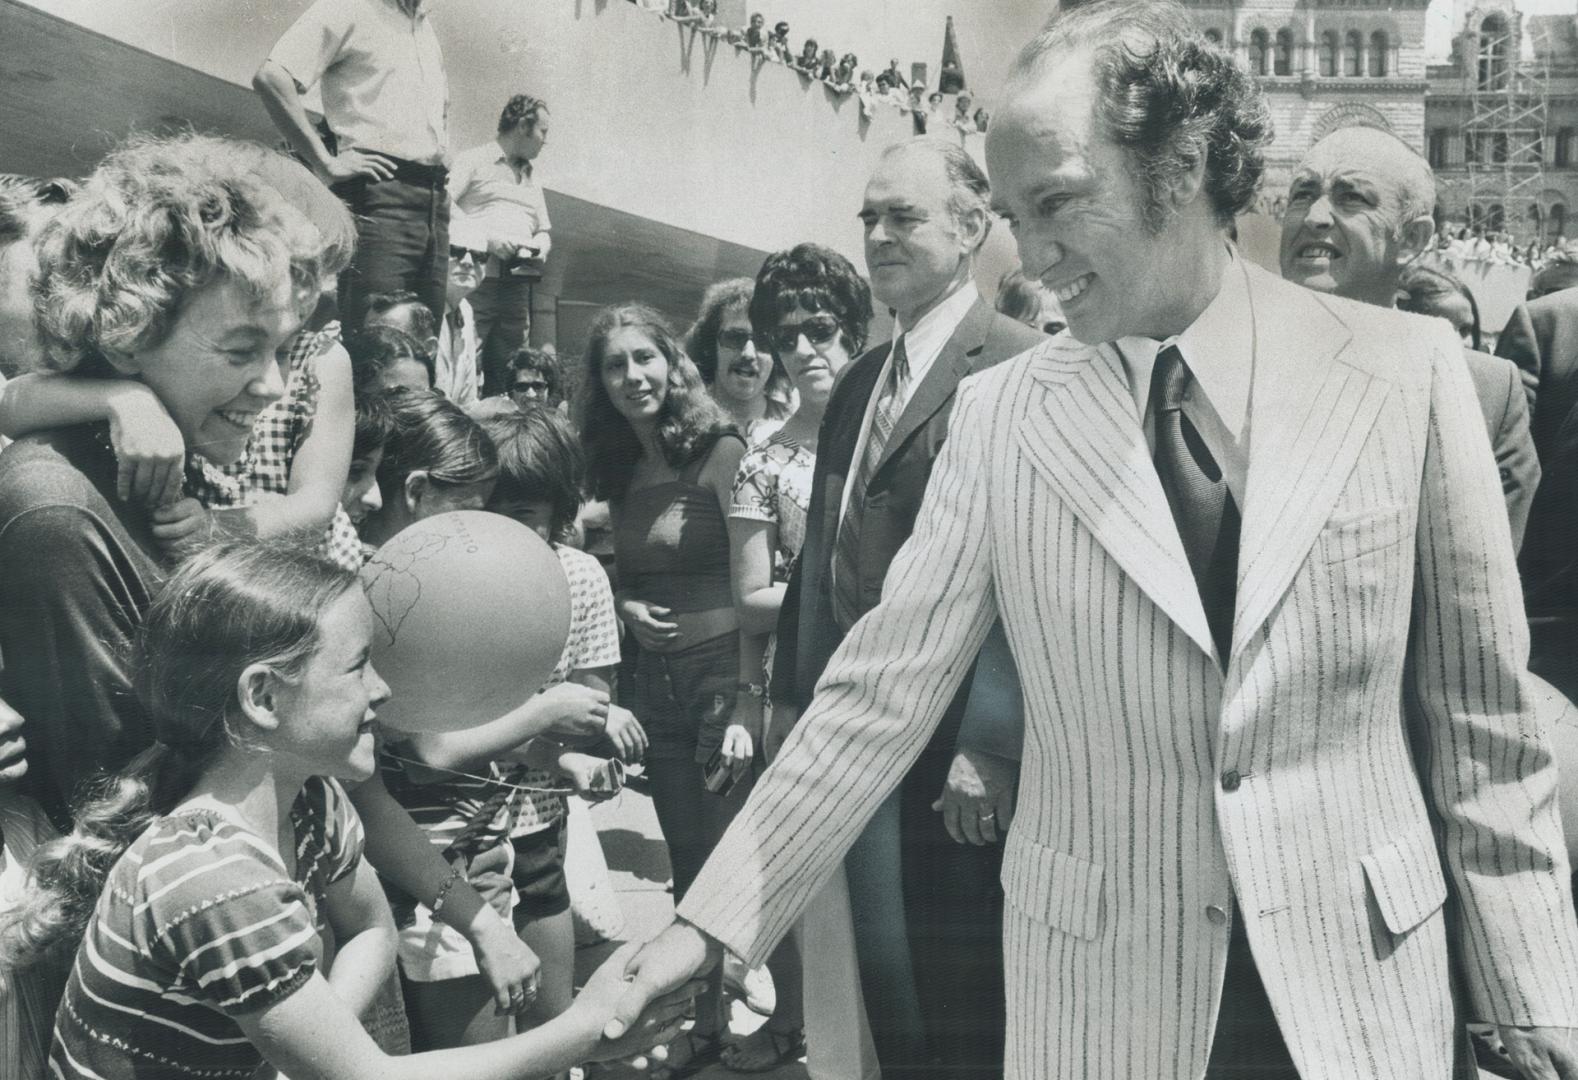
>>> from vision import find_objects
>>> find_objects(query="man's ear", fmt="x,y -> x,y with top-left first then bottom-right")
1168,148 -> 1211,213
957,204 -> 992,254
1397,214 -> 1436,266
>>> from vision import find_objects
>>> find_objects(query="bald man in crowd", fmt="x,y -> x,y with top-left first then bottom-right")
1279,125 -> 1538,549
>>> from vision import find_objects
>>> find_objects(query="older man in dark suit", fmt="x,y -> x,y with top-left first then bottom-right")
769,137 -> 1043,1080
1497,288 -> 1578,703
1279,125 -> 1538,550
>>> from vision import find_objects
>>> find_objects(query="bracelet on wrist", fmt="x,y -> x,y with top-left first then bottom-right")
737,681 -> 766,699
430,862 -> 465,916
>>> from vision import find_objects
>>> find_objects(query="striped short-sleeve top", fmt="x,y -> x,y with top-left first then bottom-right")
50,775 -> 365,1080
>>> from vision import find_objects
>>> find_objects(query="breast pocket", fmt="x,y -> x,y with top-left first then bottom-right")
1318,504 -> 1410,564
1001,837 -> 1104,941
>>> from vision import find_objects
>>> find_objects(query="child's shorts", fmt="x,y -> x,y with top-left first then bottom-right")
509,817 -> 571,925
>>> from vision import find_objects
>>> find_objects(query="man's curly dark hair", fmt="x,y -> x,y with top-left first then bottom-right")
498,94 -> 548,136
1014,0 -> 1272,233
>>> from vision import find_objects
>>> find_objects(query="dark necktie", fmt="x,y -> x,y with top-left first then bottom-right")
831,336 -> 910,630
446,305 -> 465,332
1151,345 -> 1240,664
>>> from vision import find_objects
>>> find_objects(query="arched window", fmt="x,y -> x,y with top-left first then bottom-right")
1553,204 -> 1567,237
1368,31 -> 1388,76
1204,28 -> 1223,45
1493,132 -> 1509,164
1249,29 -> 1270,76
1319,31 -> 1338,77
1558,128 -> 1575,167
1479,14 -> 1509,91
1489,203 -> 1505,231
1469,203 -> 1483,230
1428,128 -> 1448,168
1344,30 -> 1363,77
1274,29 -> 1294,76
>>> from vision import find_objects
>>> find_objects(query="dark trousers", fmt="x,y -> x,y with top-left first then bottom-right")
1204,905 -> 1300,1079
469,275 -> 533,397
332,162 -> 450,331
846,739 -> 1007,1080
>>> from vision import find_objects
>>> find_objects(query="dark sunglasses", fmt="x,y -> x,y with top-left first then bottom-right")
511,379 -> 550,395
449,245 -> 487,263
717,328 -> 753,351
766,314 -> 841,354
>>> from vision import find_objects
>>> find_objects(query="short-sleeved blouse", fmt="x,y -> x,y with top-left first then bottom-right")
50,776 -> 364,1080
730,429 -> 815,575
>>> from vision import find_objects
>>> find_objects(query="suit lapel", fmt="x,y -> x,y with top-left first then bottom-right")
871,300 -> 993,478
1016,338 -> 1219,662
1230,268 -> 1390,660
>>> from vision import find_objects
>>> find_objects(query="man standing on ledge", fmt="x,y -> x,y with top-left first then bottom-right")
603,3 -> 1578,1077
254,0 -> 450,329
449,94 -> 553,398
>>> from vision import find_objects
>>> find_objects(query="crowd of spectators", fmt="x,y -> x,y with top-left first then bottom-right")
625,0 -> 990,136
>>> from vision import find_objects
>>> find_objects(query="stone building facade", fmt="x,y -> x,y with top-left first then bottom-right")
1181,0 -> 1432,211
1425,3 -> 1578,244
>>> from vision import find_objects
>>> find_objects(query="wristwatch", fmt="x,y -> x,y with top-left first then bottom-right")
737,681 -> 767,699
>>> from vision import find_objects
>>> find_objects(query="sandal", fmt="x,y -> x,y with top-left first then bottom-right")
720,1026 -> 806,1074
651,1028 -> 727,1080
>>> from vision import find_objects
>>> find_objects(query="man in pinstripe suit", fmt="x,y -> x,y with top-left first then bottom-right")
606,4 -> 1578,1077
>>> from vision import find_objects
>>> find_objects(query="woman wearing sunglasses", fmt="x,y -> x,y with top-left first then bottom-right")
580,304 -> 746,1078
719,244 -> 872,1072
686,279 -> 792,445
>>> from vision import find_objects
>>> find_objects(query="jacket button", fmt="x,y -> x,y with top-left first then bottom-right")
1205,904 -> 1229,927
1221,770 -> 1241,792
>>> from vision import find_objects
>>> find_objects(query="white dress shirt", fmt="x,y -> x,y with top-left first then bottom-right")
838,281 -> 981,525
1115,252 -> 1253,505
269,0 -> 448,165
435,298 -> 479,406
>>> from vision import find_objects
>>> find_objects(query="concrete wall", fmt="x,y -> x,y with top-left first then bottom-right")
14,0 -> 1040,271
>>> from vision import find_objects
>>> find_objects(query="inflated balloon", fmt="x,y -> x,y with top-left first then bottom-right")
360,510 -> 571,733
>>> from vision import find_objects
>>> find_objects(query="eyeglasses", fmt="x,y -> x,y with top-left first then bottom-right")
510,379 -> 550,397
717,328 -> 753,351
449,245 -> 487,264
765,314 -> 841,354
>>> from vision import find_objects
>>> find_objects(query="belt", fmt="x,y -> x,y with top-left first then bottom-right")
331,154 -> 448,189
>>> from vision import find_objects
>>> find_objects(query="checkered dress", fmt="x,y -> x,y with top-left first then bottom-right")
185,323 -> 363,571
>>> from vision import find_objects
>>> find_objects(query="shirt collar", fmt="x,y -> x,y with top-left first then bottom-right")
894,279 -> 980,353
1116,249 -> 1252,438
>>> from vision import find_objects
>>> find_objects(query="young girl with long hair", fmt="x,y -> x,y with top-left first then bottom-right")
580,303 -> 747,1077
0,540 -> 687,1079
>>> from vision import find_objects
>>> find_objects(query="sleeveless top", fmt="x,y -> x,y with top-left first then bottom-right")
613,434 -> 742,614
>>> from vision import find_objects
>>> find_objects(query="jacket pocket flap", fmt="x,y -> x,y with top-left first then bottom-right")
1002,841 -> 1104,940
1360,826 -> 1447,935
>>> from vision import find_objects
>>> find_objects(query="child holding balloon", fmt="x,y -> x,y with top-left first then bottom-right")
478,403 -> 647,1042
361,391 -> 628,1051
0,540 -> 692,1080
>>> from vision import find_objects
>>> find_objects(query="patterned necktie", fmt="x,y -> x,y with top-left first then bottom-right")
831,336 -> 911,630
1151,345 -> 1240,664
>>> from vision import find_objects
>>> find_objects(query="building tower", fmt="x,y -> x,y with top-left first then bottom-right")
1460,2 -> 1551,239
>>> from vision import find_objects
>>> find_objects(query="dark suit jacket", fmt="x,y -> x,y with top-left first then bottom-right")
1463,347 -> 1539,551
1495,290 -> 1578,700
773,297 -> 1044,753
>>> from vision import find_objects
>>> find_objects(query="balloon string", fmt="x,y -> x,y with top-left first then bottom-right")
382,753 -> 579,795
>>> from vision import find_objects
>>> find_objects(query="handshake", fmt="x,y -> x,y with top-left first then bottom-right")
587,921 -> 723,1063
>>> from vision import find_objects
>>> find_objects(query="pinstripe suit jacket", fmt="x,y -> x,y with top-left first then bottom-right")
678,264 -> 1578,1079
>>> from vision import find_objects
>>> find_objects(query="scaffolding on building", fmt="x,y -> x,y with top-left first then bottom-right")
1462,10 -> 1552,242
